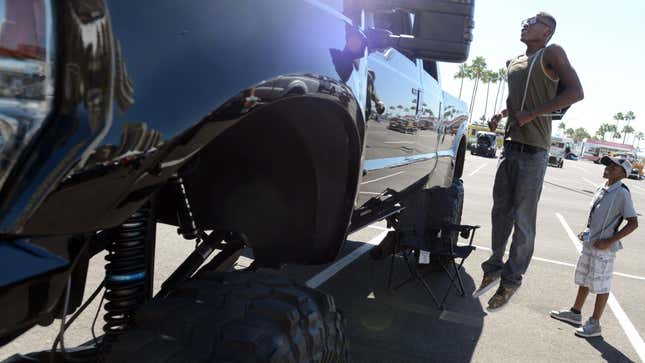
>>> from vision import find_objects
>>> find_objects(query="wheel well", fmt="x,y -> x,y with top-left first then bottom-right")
453,136 -> 466,180
156,96 -> 363,266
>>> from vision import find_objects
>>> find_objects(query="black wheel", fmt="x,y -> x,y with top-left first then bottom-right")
106,271 -> 349,363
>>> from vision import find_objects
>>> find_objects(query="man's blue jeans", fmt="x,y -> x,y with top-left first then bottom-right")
482,147 -> 548,287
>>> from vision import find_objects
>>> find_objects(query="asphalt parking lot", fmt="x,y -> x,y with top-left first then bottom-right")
2,153 -> 644,363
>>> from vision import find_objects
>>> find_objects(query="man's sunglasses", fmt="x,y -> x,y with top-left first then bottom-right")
522,17 -> 551,27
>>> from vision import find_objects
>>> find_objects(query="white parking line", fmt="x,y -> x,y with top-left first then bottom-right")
555,213 -> 582,250
556,212 -> 645,362
615,271 -> 645,282
468,243 -> 576,267
582,177 -> 598,188
570,165 -> 591,174
361,171 -> 405,185
306,231 -> 388,288
469,163 -> 488,177
467,243 -> 645,282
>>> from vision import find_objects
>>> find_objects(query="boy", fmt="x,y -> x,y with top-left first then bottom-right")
550,156 -> 638,337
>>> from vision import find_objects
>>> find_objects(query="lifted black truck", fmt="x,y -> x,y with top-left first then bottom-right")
0,0 -> 474,361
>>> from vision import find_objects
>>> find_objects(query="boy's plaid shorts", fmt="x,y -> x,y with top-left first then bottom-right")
574,244 -> 616,294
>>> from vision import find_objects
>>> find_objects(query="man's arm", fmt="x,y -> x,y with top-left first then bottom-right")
594,217 -> 638,250
371,90 -> 385,114
516,44 -> 584,126
488,106 -> 508,131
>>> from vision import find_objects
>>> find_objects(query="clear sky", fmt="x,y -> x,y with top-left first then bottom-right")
439,0 -> 645,142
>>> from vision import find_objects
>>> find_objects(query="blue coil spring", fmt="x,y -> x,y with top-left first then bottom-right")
103,208 -> 149,337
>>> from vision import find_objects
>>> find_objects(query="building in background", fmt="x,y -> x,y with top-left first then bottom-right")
580,138 -> 636,162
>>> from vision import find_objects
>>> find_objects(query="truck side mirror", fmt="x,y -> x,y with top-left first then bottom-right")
364,0 -> 475,63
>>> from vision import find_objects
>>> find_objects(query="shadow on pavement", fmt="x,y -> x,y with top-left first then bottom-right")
543,181 -> 595,196
584,337 -> 635,363
322,239 -> 485,363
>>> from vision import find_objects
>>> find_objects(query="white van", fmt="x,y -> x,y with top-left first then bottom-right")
549,136 -> 573,168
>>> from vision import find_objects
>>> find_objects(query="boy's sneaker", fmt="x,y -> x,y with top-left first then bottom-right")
550,309 -> 582,325
472,273 -> 500,298
575,318 -> 602,338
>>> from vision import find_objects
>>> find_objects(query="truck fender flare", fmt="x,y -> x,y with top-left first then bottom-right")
155,76 -> 365,266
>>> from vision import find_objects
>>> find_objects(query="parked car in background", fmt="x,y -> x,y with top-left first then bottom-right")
548,136 -> 573,168
470,131 -> 497,157
632,159 -> 644,179
565,153 -> 578,161
629,167 -> 642,180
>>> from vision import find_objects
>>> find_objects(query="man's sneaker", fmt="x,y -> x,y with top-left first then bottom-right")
472,273 -> 501,298
575,318 -> 602,338
487,285 -> 519,312
550,309 -> 582,325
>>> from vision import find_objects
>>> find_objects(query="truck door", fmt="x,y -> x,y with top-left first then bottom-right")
417,60 -> 442,158
358,9 -> 422,204
439,91 -> 466,154
364,52 -> 420,162
362,10 -> 420,170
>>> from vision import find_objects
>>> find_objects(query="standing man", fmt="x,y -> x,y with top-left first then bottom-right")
473,12 -> 584,311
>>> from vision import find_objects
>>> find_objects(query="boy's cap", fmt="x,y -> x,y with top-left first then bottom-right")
600,156 -> 632,177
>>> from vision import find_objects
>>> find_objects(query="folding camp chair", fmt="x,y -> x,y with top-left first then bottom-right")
385,220 -> 479,309
427,223 -> 479,307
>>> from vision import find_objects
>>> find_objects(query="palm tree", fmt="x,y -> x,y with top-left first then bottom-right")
634,131 -> 644,149
482,70 -> 497,120
622,125 -> 635,144
467,56 -> 487,123
492,68 -> 507,115
573,127 -> 590,143
565,128 -> 575,139
595,128 -> 604,140
613,112 -> 624,142
596,123 -> 615,141
498,86 -> 506,112
622,111 -> 636,144
454,64 -> 469,100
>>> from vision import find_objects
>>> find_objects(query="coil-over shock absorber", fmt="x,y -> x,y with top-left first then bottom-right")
103,206 -> 151,339
171,176 -> 199,241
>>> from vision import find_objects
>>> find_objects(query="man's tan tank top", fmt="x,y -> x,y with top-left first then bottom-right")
505,49 -> 558,150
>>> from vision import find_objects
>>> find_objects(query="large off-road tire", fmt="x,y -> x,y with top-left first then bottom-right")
106,271 -> 349,363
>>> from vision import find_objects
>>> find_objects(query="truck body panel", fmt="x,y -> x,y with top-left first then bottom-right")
0,0 -> 470,343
